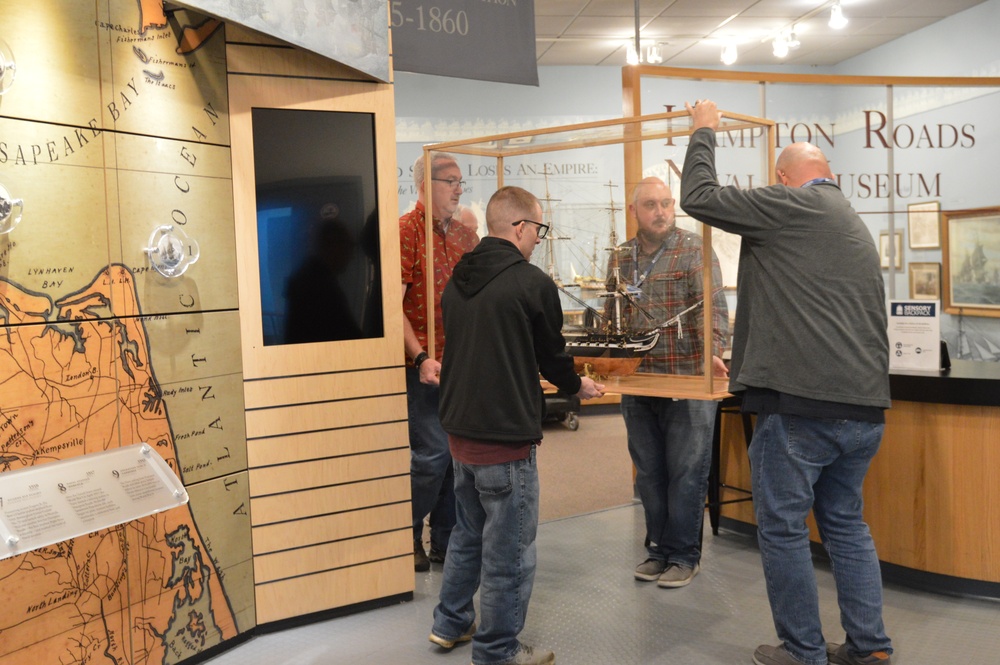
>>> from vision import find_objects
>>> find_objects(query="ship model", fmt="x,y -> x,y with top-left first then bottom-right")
560,183 -> 660,377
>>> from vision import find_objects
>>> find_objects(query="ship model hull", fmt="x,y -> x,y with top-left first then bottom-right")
564,330 -> 660,377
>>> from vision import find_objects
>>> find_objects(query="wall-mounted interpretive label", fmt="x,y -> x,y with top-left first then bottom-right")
0,443 -> 188,559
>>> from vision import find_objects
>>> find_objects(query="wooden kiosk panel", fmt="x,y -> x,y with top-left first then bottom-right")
228,48 -> 412,624
250,476 -> 411,527
247,421 -> 409,467
252,503 -> 410,555
255,559 -> 413,625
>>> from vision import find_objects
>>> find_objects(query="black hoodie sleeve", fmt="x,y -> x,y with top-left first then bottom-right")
532,275 -> 582,395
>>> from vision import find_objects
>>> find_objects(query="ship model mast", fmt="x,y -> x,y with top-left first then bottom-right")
561,182 -> 659,377
539,167 -> 563,285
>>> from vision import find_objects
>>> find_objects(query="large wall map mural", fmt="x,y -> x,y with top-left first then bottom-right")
0,1 -> 252,663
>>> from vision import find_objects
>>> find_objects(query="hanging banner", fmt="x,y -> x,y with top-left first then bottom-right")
391,0 -> 539,86
176,0 -> 390,82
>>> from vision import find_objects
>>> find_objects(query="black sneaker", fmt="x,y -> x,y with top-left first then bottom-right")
414,541 -> 430,572
428,547 -> 446,564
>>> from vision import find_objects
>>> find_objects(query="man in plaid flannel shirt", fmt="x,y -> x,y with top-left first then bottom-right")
615,176 -> 729,589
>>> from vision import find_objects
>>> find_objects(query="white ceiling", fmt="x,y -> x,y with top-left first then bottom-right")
534,0 -> 986,67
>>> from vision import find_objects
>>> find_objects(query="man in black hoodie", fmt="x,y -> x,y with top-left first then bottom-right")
429,186 -> 604,665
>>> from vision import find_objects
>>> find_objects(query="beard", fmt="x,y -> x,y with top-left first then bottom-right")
637,217 -> 674,245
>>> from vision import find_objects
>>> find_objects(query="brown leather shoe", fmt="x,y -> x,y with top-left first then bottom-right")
414,541 -> 430,572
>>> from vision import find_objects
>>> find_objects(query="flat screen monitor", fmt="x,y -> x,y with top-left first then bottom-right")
252,108 -> 384,346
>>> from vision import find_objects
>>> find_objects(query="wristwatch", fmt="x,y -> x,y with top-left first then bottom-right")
413,351 -> 429,369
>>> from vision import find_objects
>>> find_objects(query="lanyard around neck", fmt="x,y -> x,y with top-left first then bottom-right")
632,242 -> 667,289
802,177 -> 836,188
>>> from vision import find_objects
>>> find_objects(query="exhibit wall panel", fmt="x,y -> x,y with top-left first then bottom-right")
0,2 -> 252,663
227,42 -> 412,624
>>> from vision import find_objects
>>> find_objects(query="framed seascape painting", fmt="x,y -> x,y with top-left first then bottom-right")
907,201 -> 941,249
941,207 -> 1000,317
909,262 -> 941,300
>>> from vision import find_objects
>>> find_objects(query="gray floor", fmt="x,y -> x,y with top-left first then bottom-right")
205,504 -> 1000,664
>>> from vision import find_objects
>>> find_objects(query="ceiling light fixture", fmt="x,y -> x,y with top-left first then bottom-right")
829,2 -> 848,29
626,43 -> 640,65
772,37 -> 789,58
647,44 -> 663,64
788,26 -> 801,49
721,43 -> 738,66
772,28 -> 800,58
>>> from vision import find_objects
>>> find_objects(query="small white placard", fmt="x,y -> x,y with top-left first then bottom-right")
0,443 -> 188,560
888,300 -> 941,371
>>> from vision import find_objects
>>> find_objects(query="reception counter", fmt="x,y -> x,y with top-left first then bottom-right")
716,359 -> 1000,598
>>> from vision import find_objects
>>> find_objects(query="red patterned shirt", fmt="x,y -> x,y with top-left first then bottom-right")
400,201 -> 479,363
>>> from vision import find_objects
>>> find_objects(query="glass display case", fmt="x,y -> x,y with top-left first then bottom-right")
421,109 -> 775,399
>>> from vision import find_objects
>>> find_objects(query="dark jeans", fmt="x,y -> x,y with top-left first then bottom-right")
406,367 -> 455,551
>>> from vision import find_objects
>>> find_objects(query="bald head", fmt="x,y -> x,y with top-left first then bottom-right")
775,142 -> 834,187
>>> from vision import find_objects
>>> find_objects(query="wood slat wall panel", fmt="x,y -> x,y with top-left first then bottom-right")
250,476 -> 411,527
243,368 -> 404,409
255,558 -> 413,624
247,421 -> 408,467
245,395 -> 407,439
249,449 -> 410,496
252,503 -> 410,554
227,43 -> 372,80
253,531 -> 410,583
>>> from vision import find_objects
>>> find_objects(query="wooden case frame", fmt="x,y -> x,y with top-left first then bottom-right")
424,109 -> 775,400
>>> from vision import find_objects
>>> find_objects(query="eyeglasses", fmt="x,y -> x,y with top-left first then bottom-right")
432,178 -> 466,189
513,219 -> 549,239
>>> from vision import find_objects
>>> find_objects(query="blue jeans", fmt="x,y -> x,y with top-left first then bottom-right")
750,412 -> 892,665
432,448 -> 540,665
406,368 -> 455,551
621,396 -> 716,567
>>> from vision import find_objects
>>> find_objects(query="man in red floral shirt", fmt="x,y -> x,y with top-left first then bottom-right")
400,152 -> 479,571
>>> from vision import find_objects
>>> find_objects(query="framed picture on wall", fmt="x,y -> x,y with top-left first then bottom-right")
942,207 -> 1000,317
879,231 -> 903,270
909,262 -> 941,299
907,201 -> 941,249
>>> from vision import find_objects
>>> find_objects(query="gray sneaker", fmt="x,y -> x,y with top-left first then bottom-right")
828,642 -> 892,664
428,622 -> 475,649
634,558 -> 667,581
656,562 -> 699,588
752,644 -> 807,665
499,643 -> 555,665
